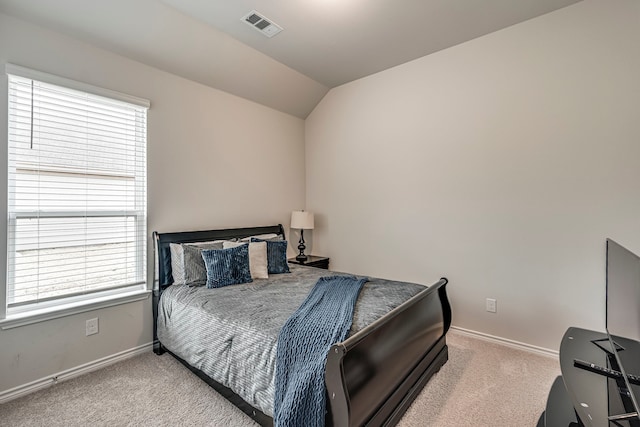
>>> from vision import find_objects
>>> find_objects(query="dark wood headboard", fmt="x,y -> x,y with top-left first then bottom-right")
153,224 -> 285,291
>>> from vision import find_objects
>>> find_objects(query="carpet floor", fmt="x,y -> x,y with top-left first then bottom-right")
0,330 -> 559,426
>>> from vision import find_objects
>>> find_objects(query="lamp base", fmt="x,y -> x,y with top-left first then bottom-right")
296,229 -> 308,262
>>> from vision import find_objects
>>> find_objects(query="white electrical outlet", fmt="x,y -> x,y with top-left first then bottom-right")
486,298 -> 497,313
86,318 -> 99,336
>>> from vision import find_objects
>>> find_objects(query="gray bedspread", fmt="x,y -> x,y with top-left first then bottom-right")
156,264 -> 425,417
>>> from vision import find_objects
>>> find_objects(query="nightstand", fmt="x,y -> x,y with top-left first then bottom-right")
288,255 -> 330,270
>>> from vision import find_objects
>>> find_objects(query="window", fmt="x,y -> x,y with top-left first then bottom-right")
6,65 -> 149,316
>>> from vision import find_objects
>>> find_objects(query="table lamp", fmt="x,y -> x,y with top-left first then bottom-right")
290,210 -> 314,262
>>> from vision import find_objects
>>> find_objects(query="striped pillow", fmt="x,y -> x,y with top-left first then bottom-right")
169,243 -> 187,285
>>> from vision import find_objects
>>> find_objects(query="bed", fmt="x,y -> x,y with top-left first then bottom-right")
152,224 -> 451,427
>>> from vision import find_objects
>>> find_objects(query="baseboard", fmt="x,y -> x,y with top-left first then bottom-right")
451,326 -> 559,358
0,342 -> 153,404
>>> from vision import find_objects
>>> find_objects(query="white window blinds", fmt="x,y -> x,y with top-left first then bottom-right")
7,66 -> 148,312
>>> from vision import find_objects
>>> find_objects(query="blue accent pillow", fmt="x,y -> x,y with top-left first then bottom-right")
201,244 -> 252,288
251,238 -> 290,274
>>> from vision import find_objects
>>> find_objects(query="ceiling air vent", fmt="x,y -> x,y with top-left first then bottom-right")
241,10 -> 283,38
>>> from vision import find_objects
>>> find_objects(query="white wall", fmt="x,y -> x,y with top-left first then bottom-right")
305,0 -> 640,351
0,13 -> 305,393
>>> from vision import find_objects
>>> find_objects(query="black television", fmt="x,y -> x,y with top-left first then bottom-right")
605,238 -> 640,422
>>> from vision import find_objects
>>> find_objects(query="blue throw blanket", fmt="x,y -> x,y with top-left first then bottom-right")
273,275 -> 368,427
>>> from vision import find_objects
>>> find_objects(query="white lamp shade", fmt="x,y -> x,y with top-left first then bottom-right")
291,211 -> 314,230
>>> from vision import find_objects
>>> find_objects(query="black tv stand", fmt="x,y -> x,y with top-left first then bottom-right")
539,327 -> 640,427
591,337 -> 624,355
573,358 -> 640,386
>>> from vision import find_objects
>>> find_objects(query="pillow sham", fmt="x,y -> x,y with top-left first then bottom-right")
240,233 -> 283,242
170,240 -> 226,286
251,238 -> 290,274
223,241 -> 268,279
169,243 -> 187,285
201,245 -> 252,288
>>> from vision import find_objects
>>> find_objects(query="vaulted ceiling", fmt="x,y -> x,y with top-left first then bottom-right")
0,0 -> 581,118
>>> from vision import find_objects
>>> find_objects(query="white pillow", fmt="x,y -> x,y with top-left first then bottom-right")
223,241 -> 269,279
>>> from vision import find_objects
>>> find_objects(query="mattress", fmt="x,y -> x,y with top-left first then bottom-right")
156,264 -> 425,417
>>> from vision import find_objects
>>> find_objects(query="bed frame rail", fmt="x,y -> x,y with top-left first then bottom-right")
325,277 -> 451,427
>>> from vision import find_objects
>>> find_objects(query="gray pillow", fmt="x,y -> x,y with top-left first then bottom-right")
170,241 -> 225,286
169,243 -> 187,285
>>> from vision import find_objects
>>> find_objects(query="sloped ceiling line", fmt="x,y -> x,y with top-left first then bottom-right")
0,0 -> 581,118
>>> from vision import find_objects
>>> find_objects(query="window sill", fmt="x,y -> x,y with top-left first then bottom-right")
0,289 -> 151,330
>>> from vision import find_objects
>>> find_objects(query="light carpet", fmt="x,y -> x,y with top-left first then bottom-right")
0,330 -> 560,426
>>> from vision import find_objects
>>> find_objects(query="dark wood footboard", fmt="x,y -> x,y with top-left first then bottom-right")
325,277 -> 451,427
